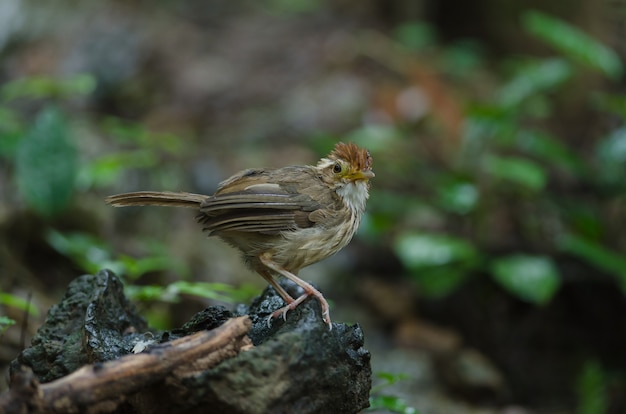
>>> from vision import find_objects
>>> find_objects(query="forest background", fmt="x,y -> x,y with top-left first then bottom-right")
1,1 -> 625,413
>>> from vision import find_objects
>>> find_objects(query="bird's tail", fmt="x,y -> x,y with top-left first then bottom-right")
105,191 -> 206,208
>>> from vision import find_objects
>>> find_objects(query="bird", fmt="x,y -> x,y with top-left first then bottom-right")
105,142 -> 374,330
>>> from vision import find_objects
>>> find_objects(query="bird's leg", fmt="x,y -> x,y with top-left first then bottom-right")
257,268 -> 302,329
259,253 -> 332,330
257,269 -> 296,305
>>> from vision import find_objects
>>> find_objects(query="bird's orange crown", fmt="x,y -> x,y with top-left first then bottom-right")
329,142 -> 373,173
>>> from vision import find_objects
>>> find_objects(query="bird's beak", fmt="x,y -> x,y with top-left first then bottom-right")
350,170 -> 375,181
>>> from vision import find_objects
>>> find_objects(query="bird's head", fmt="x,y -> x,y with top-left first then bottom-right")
317,142 -> 374,212
318,142 -> 374,183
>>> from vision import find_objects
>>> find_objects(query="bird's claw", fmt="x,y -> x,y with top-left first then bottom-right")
322,310 -> 332,331
264,293 -> 332,330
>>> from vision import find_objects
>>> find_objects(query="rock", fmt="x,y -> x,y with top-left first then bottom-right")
198,286 -> 372,414
7,270 -> 371,414
9,270 -> 148,383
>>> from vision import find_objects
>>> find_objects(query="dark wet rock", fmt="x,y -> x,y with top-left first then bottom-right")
9,269 -> 148,383
195,286 -> 372,414
7,270 -> 371,414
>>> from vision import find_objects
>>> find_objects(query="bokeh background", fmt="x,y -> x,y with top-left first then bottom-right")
1,1 -> 625,413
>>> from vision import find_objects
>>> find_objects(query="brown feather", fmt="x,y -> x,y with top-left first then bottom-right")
105,191 -> 206,208
328,142 -> 373,172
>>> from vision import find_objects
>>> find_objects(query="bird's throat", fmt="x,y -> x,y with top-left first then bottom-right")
336,181 -> 369,214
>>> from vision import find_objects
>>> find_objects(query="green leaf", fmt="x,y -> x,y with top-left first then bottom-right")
369,372 -> 418,413
77,150 -> 159,190
124,285 -> 169,302
484,155 -> 547,191
0,316 -> 16,334
368,395 -> 418,414
169,281 -> 260,303
592,93 -> 626,120
393,21 -> 437,51
394,233 -> 478,269
576,360 -> 608,414
16,107 -> 77,216
117,255 -> 183,281
437,181 -> 479,214
595,126 -> 626,187
369,395 -> 418,414
498,58 -> 572,108
411,266 -> 470,298
125,281 -> 260,304
1,74 -> 96,101
374,372 -> 410,386
561,201 -> 603,240
515,130 -> 585,176
100,117 -> 184,154
559,233 -> 626,290
462,106 -> 516,156
0,293 -> 39,316
46,230 -> 190,280
394,233 -> 479,298
522,10 -> 623,79
46,230 -> 113,274
0,316 -> 16,326
0,107 -> 24,158
490,255 -> 561,305
442,39 -> 485,77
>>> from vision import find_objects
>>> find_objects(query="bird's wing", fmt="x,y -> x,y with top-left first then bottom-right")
197,168 -> 329,235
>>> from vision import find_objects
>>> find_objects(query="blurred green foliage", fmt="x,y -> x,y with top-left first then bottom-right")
125,281 -> 259,304
522,10 -> 623,79
394,233 -> 478,298
0,74 -> 185,210
0,5 -> 623,409
1,75 -> 96,101
394,22 -> 438,52
351,15 -> 626,407
559,234 -> 626,292
0,316 -> 16,336
0,9 -> 622,323
368,372 -> 418,414
15,107 -> 77,217
0,74 -> 258,328
263,0 -> 322,15
0,293 -> 38,318
576,360 -> 608,414
490,255 -> 560,305
45,229 -> 187,279
46,229 -> 260,307
0,291 -> 38,337
0,76 -> 93,216
362,11 -> 626,306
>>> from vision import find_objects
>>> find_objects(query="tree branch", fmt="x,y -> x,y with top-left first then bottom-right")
1,316 -> 252,413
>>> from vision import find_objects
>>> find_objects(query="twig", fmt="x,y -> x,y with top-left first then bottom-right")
0,316 -> 252,413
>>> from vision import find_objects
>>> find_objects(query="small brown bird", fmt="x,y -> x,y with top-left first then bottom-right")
106,142 -> 374,329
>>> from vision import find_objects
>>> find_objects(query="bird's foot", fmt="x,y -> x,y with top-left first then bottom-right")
265,292 -> 332,330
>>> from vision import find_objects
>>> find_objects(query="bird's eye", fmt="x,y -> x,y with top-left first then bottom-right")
333,162 -> 343,174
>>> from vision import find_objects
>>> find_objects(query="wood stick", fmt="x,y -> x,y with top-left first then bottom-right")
0,316 -> 252,413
